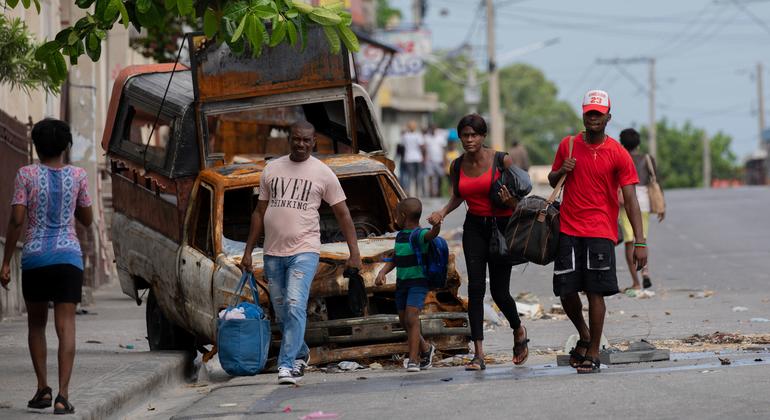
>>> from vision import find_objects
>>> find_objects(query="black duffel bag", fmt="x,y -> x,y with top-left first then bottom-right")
505,136 -> 573,265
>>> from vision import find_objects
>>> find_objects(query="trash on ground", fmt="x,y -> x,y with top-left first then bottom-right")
732,306 -> 749,312
750,318 -> 770,323
665,311 -> 671,316
338,361 -> 365,371
86,340 -> 102,344
219,403 -> 237,407
283,406 -> 292,413
441,377 -> 453,382
147,404 -> 156,411
549,304 -> 565,315
718,357 -> 731,365
356,376 -> 367,380
689,290 -> 715,299
299,411 -> 339,420
483,302 -> 505,326
755,358 -> 764,362
0,402 -> 10,409
681,332 -> 770,345
368,362 -> 383,370
119,344 -> 135,349
625,289 -> 655,298
515,291 -> 540,304
517,302 -> 544,320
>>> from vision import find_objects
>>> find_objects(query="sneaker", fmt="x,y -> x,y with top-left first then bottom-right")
419,344 -> 436,370
278,367 -> 296,385
292,355 -> 309,378
406,360 -> 421,372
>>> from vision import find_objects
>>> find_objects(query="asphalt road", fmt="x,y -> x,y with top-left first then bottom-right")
129,186 -> 770,420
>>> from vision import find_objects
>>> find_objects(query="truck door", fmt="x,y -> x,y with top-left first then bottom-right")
178,182 -> 217,340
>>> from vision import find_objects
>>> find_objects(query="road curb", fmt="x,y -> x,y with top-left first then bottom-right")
70,351 -> 189,420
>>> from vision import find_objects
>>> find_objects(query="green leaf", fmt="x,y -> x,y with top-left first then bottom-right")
322,25 -> 340,54
340,11 -> 352,26
85,33 -> 101,61
94,29 -> 107,40
136,0 -> 151,14
177,0 -> 193,16
75,0 -> 95,8
286,19 -> 297,46
46,52 -> 68,84
21,0 -> 30,8
163,0 -> 176,11
298,16 -> 308,51
54,29 -> 72,44
269,19 -> 286,47
284,0 -> 294,7
245,14 -> 262,56
6,0 -> 19,8
251,5 -> 276,19
95,0 -> 108,19
115,0 -> 131,27
293,1 -> 313,14
67,30 -> 80,46
325,1 -> 345,12
137,2 -> 162,27
337,23 -> 359,52
32,0 -> 41,13
35,40 -> 61,61
309,7 -> 342,25
223,1 -> 249,21
231,14 -> 248,42
203,8 -> 218,38
285,9 -> 298,19
104,0 -> 119,20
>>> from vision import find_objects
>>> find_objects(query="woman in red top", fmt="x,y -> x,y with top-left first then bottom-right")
428,114 -> 529,370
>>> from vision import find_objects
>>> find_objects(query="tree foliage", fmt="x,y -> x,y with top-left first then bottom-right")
0,15 -> 59,94
639,120 -> 739,189
425,56 -> 581,164
8,0 -> 359,88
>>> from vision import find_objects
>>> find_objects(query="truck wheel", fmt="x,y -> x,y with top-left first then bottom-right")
146,290 -> 194,351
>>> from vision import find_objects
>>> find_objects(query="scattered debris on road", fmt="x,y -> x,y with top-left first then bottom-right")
689,290 -> 715,299
732,306 -> 749,312
300,411 -> 339,420
750,318 -> 769,323
718,357 -> 731,365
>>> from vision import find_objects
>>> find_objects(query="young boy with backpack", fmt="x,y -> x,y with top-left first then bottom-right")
375,197 -> 441,372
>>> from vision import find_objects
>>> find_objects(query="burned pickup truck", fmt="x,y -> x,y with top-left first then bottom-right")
104,32 -> 469,363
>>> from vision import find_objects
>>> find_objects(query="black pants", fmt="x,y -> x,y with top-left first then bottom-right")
463,214 -> 521,341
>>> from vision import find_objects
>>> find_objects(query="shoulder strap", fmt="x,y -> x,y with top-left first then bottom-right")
451,154 -> 464,197
408,229 -> 428,275
644,154 -> 658,182
490,151 -> 506,190
547,136 -> 574,205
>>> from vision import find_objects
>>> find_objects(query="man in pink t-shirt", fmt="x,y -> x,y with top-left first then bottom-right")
240,121 -> 361,385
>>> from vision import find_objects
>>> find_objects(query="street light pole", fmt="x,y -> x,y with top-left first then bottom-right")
649,58 -> 657,162
486,0 -> 504,150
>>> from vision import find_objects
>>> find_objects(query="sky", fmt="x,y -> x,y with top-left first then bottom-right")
390,0 -> 770,159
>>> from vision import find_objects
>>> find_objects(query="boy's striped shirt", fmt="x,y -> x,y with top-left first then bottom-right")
394,229 -> 429,288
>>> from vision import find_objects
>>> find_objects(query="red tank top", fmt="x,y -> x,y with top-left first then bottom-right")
458,164 -> 513,217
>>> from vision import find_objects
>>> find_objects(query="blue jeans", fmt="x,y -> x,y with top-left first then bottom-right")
263,252 -> 320,370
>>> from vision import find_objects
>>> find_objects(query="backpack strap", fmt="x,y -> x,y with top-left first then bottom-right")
408,228 -> 429,277
450,154 -> 464,197
490,151 -> 506,191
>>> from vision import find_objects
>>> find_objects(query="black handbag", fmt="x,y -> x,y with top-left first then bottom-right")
489,222 -> 509,261
505,136 -> 574,265
490,153 -> 532,208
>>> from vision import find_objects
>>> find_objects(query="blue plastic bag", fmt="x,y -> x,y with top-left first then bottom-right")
217,272 -> 271,376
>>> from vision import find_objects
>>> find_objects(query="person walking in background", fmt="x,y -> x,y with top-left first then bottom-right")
508,139 -> 530,172
548,90 -> 647,374
399,121 -> 426,196
428,114 -> 529,371
618,128 -> 664,290
239,121 -> 361,385
423,124 -> 447,197
1,119 -> 93,414
444,129 -> 461,189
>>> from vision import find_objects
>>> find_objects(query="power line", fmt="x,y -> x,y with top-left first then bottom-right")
729,0 -> 770,35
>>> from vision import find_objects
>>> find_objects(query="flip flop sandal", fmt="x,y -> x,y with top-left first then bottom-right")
513,326 -> 530,366
576,356 -> 601,374
28,386 -> 52,409
569,339 -> 590,368
53,394 -> 75,415
464,356 -> 486,371
642,275 -> 652,289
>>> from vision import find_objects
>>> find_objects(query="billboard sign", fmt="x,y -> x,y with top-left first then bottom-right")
356,29 -> 431,82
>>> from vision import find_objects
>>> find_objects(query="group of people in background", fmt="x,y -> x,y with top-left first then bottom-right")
396,121 -> 459,198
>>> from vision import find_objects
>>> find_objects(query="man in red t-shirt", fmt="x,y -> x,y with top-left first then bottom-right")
548,89 -> 647,374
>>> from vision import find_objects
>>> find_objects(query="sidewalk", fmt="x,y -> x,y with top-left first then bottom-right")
0,282 -> 189,420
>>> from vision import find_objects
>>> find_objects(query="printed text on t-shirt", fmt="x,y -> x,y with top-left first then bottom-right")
268,177 -> 313,210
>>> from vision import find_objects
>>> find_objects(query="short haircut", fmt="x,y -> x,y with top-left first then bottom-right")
31,118 -> 72,159
397,197 -> 422,221
619,128 -> 641,151
291,120 -> 315,133
457,114 -> 488,136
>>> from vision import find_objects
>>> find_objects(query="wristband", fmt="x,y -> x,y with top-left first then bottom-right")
633,243 -> 647,248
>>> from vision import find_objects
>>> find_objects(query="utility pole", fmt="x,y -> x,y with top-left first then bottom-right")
703,132 -> 711,188
757,62 -> 765,149
595,57 -> 657,160
649,58 -> 657,162
486,0 -> 504,150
